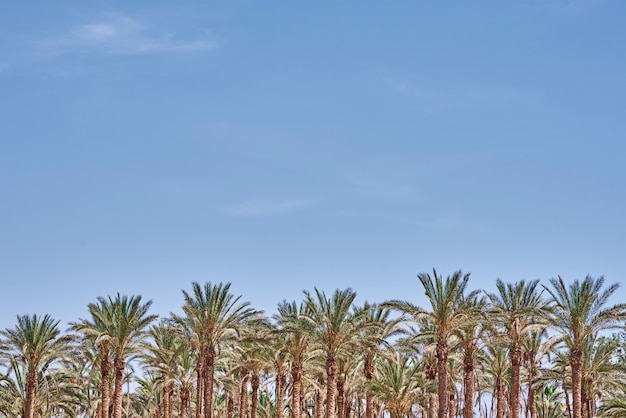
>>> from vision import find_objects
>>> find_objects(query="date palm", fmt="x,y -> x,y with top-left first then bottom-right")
274,300 -> 319,418
106,294 -> 157,418
172,281 -> 262,418
0,314 -> 73,418
353,302 -> 401,418
543,276 -> 626,418
385,269 -> 470,418
301,288 -> 361,418
72,298 -> 117,418
0,355 -> 83,418
486,279 -> 547,418
451,292 -> 486,418
366,352 -> 421,418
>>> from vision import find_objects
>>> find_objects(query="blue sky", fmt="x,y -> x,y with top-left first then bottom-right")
1,1 -> 625,330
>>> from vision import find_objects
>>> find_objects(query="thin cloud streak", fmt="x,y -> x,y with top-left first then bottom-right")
228,199 -> 312,217
42,15 -> 217,55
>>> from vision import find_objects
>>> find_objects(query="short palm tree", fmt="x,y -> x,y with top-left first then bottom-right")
543,276 -> 626,418
366,352 -> 421,418
0,314 -> 73,418
385,269 -> 470,418
353,302 -> 401,418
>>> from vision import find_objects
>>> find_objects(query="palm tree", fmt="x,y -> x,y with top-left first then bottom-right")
301,288 -> 361,418
451,292 -> 486,418
385,269 -> 470,418
480,344 -> 509,418
521,329 -> 551,418
366,352 -> 421,418
172,281 -> 262,418
353,302 -> 401,418
274,300 -> 319,418
102,294 -> 157,418
486,279 -> 547,418
142,323 -> 180,418
0,355 -> 83,418
0,314 -> 73,418
544,276 -> 626,418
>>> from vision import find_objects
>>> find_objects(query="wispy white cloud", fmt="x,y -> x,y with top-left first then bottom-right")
227,199 -> 311,217
43,15 -> 217,55
383,77 -> 543,113
0,63 -> 8,72
340,166 -> 421,201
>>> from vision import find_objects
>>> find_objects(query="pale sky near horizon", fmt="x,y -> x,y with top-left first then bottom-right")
1,1 -> 625,332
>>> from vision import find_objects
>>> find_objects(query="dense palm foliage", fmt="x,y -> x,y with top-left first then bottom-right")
1,275 -> 626,418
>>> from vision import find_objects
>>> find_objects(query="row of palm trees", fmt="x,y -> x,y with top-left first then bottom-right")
1,272 -> 625,418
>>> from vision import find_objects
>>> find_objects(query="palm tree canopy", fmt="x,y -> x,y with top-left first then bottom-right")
173,281 -> 262,350
1,314 -> 71,371
544,276 -> 626,348
301,287 -> 361,355
384,269 -> 471,340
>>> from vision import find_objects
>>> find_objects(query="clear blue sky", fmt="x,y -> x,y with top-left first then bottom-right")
1,1 -> 625,331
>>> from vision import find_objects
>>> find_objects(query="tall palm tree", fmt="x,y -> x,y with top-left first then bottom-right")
105,294 -> 157,418
172,281 -> 262,418
72,298 -> 116,418
301,288 -> 362,418
385,269 -> 470,418
74,294 -> 157,418
0,314 -> 72,418
274,300 -> 319,418
451,292 -> 486,418
544,276 -> 626,418
486,279 -> 547,418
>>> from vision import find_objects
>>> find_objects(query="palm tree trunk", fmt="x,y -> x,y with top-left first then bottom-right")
181,387 -> 191,418
291,364 -> 302,418
24,367 -> 37,418
164,381 -> 171,418
326,356 -> 337,418
112,356 -> 125,418
528,363 -> 537,418
463,354 -> 474,418
204,346 -> 216,418
336,375 -> 345,418
436,341 -> 448,418
251,373 -> 259,418
345,395 -> 352,418
510,343 -> 522,418
429,395 -> 436,418
315,378 -> 324,418
276,370 -> 286,418
226,395 -> 234,418
240,370 -> 249,418
495,378 -> 504,418
571,347 -> 583,418
196,357 -> 205,418
100,346 -> 111,418
448,393 -> 456,418
364,357 -> 375,418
